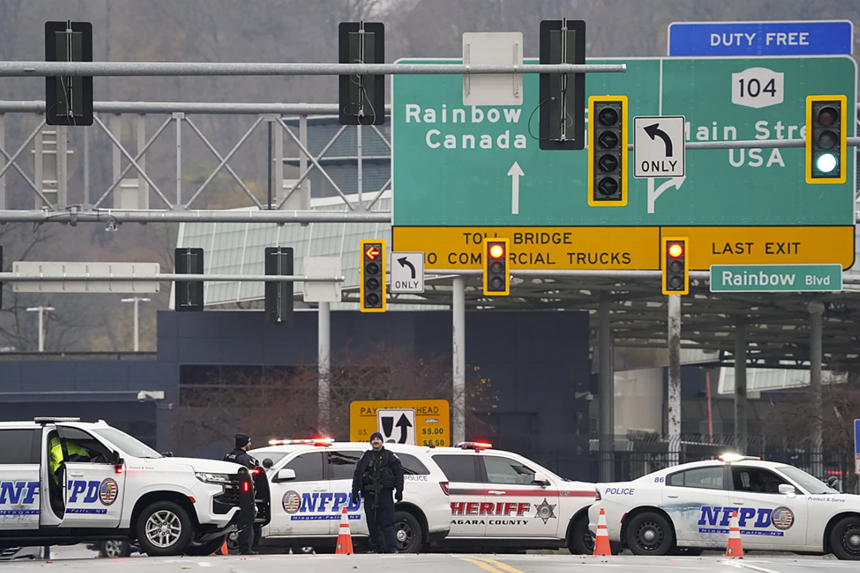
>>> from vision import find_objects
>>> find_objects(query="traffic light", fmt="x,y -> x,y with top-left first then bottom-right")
588,96 -> 628,206
45,21 -> 93,126
175,247 -> 204,311
538,19 -> 586,150
662,237 -> 688,296
265,247 -> 293,324
483,239 -> 510,296
339,22 -> 385,125
360,240 -> 386,312
806,95 -> 847,184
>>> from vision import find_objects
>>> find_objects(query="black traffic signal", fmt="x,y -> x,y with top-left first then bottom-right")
175,247 -> 204,311
538,19 -> 586,150
483,239 -> 510,296
588,96 -> 628,206
45,21 -> 93,126
806,95 -> 847,184
360,240 -> 386,312
339,22 -> 385,125
265,247 -> 294,324
662,237 -> 688,296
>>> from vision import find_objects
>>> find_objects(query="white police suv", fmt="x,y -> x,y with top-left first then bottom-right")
588,454 -> 860,560
0,418 -> 254,557
248,439 -> 451,553
249,439 -> 597,554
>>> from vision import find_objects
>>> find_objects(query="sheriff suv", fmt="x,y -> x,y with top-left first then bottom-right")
0,418 -> 254,556
248,439 -> 451,553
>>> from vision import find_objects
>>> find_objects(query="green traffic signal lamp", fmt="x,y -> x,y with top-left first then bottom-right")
806,95 -> 846,184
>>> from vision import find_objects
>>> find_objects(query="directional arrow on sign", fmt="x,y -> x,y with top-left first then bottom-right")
648,176 -> 686,214
396,414 -> 413,444
644,123 -> 674,157
397,257 -> 416,279
507,162 -> 524,215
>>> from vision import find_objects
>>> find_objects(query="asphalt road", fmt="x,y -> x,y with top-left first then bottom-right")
1,552 -> 857,573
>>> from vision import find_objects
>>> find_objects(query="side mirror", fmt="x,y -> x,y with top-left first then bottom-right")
778,484 -> 796,497
263,458 -> 274,469
532,472 -> 550,487
160,452 -> 174,458
274,468 -> 296,482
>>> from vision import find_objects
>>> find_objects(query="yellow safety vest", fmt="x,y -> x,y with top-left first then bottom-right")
49,437 -> 90,484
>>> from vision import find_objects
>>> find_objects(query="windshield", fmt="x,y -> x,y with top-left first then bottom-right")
776,465 -> 838,495
92,427 -> 162,459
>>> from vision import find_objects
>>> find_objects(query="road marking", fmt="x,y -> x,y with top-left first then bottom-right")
460,558 -> 506,573
478,557 -> 528,573
728,561 -> 784,573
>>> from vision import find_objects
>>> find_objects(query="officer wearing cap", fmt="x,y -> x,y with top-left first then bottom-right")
224,433 -> 258,555
351,432 -> 404,553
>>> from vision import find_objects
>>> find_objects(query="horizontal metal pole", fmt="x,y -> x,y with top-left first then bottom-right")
0,273 -> 343,283
0,209 -> 391,224
0,100 -> 365,115
428,269 -> 860,284
0,62 -> 626,77
623,137 -> 860,151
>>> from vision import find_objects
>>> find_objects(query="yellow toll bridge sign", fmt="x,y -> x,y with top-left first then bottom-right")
349,400 -> 450,447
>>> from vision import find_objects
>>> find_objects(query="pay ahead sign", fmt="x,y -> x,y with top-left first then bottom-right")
350,400 -> 450,447
634,116 -> 686,178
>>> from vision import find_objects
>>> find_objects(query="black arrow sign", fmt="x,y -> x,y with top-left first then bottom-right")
397,257 -> 416,279
396,414 -> 413,444
644,123 -> 673,157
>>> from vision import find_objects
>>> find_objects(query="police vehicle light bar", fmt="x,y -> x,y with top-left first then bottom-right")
34,417 -> 81,423
268,438 -> 334,446
456,441 -> 493,450
719,453 -> 761,463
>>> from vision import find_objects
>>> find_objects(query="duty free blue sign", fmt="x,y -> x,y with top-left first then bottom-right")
668,20 -> 853,56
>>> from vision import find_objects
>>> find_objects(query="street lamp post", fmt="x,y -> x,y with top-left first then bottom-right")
121,297 -> 151,352
25,306 -> 55,352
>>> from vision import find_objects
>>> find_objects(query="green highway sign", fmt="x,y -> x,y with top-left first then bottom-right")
391,56 -> 856,271
709,264 -> 843,292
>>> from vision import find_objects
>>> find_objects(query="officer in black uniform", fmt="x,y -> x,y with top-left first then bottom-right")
351,432 -> 404,554
224,433 -> 258,555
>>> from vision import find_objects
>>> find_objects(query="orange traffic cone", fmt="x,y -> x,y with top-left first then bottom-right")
725,511 -> 744,558
593,508 -> 611,556
212,539 -> 228,556
335,506 -> 354,555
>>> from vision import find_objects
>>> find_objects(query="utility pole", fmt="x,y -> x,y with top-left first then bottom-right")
121,297 -> 151,351
26,306 -> 55,352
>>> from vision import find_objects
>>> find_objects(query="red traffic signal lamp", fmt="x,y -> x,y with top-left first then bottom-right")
662,237 -> 688,295
360,239 -> 386,312
806,95 -> 846,184
483,239 -> 510,296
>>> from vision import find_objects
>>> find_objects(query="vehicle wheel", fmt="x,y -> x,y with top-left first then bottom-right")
394,511 -> 423,553
830,516 -> 860,560
183,537 -> 227,556
136,501 -> 193,557
625,512 -> 674,556
99,540 -> 132,558
567,517 -> 594,555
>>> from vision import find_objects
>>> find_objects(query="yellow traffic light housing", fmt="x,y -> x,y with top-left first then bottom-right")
662,237 -> 689,296
806,95 -> 846,184
360,239 -> 386,312
483,239 -> 510,296
588,95 -> 628,206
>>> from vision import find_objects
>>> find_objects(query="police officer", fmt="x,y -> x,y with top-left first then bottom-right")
224,433 -> 258,555
49,436 -> 90,484
351,432 -> 404,554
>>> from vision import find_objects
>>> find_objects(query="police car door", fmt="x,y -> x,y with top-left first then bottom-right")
727,465 -> 808,550
0,426 -> 41,530
327,449 -> 367,536
431,453 -> 487,538
56,425 -> 125,528
662,464 -> 729,547
481,455 -> 559,538
268,452 -> 330,536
